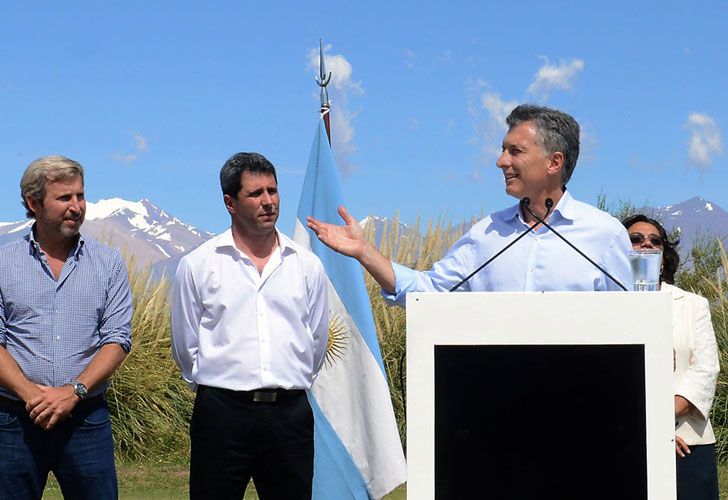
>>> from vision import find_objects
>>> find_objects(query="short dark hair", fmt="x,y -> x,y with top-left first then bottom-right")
622,214 -> 680,285
220,152 -> 277,197
506,104 -> 580,186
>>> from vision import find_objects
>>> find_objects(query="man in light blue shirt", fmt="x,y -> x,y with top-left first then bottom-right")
0,156 -> 132,499
306,104 -> 633,299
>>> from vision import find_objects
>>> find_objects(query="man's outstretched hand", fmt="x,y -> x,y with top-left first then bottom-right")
306,205 -> 396,294
306,206 -> 368,259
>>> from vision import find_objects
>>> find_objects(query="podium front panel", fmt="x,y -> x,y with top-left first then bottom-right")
406,292 -> 674,500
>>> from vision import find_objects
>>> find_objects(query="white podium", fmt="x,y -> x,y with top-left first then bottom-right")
406,292 -> 675,500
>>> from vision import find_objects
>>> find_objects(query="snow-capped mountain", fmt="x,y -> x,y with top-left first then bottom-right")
0,198 -> 213,277
359,215 -> 411,248
360,197 -> 728,260
652,196 -> 728,254
1,196 -> 726,280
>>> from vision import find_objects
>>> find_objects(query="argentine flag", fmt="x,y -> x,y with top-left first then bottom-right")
294,119 -> 407,499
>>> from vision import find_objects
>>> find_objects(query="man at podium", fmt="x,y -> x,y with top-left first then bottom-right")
307,104 -> 633,299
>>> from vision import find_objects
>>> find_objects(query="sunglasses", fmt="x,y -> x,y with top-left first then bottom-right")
629,233 -> 663,247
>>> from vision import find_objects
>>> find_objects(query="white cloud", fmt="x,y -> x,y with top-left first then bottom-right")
686,112 -> 723,170
404,49 -> 416,69
133,133 -> 149,152
527,58 -> 585,99
467,56 -> 586,177
481,92 -> 518,130
111,131 -> 149,164
466,79 -> 518,171
307,45 -> 363,176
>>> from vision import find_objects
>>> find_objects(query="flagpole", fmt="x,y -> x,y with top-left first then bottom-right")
315,39 -> 332,144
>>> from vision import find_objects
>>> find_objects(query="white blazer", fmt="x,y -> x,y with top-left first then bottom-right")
664,283 -> 720,445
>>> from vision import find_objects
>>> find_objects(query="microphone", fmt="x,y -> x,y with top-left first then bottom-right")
522,198 -> 628,291
449,198 -> 551,292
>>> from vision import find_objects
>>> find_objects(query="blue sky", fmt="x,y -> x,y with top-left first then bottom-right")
1,2 -> 726,235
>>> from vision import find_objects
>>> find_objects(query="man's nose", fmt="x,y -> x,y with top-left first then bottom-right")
69,197 -> 81,212
496,152 -> 508,169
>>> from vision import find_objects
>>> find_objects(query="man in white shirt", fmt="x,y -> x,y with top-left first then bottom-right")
307,104 -> 632,297
171,152 -> 329,500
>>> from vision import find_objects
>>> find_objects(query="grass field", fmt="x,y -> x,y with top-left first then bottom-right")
41,461 -> 407,499
40,460 -> 728,499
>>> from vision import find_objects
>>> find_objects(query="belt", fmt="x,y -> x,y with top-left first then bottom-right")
0,394 -> 105,412
243,389 -> 306,403
204,386 -> 306,404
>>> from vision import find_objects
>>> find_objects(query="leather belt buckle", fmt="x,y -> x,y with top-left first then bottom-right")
253,391 -> 277,403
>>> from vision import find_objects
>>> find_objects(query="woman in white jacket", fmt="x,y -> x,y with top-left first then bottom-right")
623,214 -> 720,500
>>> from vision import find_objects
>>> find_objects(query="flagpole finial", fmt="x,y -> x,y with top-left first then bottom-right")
315,38 -> 332,144
315,39 -> 332,110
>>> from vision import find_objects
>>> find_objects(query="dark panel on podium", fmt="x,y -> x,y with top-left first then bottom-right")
434,344 -> 647,500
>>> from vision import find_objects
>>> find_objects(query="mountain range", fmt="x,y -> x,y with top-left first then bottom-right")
0,198 -> 213,277
0,196 -> 725,277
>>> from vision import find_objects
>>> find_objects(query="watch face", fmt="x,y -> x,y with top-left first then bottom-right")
74,383 -> 88,399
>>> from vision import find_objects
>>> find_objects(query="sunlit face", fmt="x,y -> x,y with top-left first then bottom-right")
224,171 -> 279,237
495,122 -> 558,201
27,175 -> 86,241
627,221 -> 664,251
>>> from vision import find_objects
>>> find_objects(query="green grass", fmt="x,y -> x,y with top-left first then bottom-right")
42,461 -> 406,499
41,461 -> 728,498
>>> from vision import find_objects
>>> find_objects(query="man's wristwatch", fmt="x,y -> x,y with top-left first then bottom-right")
69,380 -> 88,400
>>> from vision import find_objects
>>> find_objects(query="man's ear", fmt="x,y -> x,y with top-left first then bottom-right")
223,194 -> 235,215
548,151 -> 565,177
26,195 -> 40,216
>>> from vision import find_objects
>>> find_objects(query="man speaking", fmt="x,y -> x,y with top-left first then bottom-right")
307,104 -> 633,297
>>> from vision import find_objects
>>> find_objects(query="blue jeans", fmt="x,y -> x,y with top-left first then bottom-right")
0,400 -> 118,500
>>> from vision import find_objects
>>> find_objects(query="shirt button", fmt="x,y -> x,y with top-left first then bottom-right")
56,336 -> 60,340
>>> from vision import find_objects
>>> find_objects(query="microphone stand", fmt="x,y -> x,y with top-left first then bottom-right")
449,198 -> 551,292
522,199 -> 628,291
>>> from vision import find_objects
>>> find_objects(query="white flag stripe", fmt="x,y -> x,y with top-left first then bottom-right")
295,219 -> 406,499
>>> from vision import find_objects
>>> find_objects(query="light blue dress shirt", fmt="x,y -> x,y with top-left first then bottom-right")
385,191 -> 633,307
0,229 -> 133,400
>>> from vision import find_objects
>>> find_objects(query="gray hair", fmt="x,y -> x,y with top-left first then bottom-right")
20,156 -> 85,218
506,104 -> 580,186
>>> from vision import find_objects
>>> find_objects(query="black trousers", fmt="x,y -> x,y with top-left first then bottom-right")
676,443 -> 719,500
189,385 -> 314,500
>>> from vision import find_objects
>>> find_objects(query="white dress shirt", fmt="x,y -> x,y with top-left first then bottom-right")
385,190 -> 633,305
171,229 -> 329,391
663,283 -> 719,445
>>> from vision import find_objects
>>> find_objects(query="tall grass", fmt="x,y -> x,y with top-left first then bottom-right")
108,258 -> 193,462
363,213 -> 478,449
107,213 -> 728,467
676,240 -> 728,461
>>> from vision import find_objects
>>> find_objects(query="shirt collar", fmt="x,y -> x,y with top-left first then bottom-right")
216,228 -> 297,256
27,223 -> 85,259
550,189 -> 576,222
499,189 -> 576,225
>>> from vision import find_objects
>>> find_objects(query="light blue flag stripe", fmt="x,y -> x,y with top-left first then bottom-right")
296,119 -> 386,376
307,395 -> 371,500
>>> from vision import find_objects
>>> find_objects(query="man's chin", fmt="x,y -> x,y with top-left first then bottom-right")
505,186 -> 525,200
59,224 -> 82,238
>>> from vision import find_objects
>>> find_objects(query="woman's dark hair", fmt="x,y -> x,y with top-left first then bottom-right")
622,214 -> 680,284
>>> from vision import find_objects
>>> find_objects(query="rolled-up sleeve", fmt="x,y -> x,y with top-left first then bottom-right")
676,298 -> 719,419
171,257 -> 202,387
99,255 -> 133,352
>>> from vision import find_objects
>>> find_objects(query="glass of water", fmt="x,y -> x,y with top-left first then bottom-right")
628,249 -> 662,291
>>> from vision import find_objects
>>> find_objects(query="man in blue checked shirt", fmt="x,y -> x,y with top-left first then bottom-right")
0,156 -> 133,500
